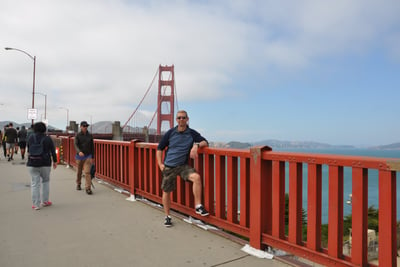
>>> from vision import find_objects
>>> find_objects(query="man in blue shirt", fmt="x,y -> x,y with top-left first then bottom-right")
157,110 -> 209,227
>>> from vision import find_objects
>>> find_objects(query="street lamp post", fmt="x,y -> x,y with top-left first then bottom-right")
5,47 -> 36,125
35,92 -> 47,121
59,107 -> 69,132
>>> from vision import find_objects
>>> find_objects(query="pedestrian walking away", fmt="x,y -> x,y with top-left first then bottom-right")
14,126 -> 20,155
18,125 -> 28,159
156,110 -> 209,227
4,123 -> 18,161
2,125 -> 7,158
0,128 -> 2,160
74,121 -> 95,195
27,122 -> 58,210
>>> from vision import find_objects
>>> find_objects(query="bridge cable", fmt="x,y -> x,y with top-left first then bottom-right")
122,67 -> 159,130
174,72 -> 179,111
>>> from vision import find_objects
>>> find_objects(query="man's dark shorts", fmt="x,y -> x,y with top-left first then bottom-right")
18,141 -> 27,149
161,164 -> 196,192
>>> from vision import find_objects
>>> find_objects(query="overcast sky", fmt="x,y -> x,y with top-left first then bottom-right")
1,0 -> 399,146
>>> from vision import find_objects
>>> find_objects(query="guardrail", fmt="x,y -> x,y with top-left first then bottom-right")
59,136 -> 398,267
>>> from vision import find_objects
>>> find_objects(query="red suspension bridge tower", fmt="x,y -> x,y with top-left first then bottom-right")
156,65 -> 175,135
122,64 -> 176,138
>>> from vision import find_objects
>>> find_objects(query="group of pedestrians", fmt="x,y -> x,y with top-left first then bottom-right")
9,111 -> 210,228
26,120 -> 95,210
25,120 -> 95,210
1,122 -> 29,161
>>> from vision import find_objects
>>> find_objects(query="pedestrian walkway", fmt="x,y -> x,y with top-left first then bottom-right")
0,157 -> 299,267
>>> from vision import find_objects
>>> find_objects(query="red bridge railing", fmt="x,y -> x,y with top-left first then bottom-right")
59,137 -> 399,267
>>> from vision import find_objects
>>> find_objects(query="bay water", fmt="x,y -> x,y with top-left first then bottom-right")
274,148 -> 400,224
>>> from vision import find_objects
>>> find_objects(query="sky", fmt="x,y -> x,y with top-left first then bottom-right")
1,0 -> 399,146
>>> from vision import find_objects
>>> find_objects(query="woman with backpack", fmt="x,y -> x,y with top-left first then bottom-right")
27,122 -> 58,210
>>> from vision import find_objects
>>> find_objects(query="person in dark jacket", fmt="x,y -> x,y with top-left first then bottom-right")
27,122 -> 58,210
2,125 -> 8,158
74,121 -> 94,194
18,125 -> 28,159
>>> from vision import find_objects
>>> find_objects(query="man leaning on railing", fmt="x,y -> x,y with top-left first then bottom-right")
156,110 -> 209,227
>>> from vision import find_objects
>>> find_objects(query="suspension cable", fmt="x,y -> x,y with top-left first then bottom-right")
122,67 -> 159,129
174,72 -> 179,111
147,83 -> 169,129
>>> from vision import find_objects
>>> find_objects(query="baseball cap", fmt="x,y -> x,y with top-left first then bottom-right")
80,121 -> 89,127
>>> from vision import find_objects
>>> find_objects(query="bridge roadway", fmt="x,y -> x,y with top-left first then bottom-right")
0,156 -> 298,267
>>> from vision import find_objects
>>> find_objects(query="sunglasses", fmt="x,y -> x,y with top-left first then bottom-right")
176,116 -> 187,120
82,125 -> 89,127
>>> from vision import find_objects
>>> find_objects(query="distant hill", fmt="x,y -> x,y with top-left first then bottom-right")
370,142 -> 400,150
226,141 -> 252,149
212,140 -> 356,150
89,121 -> 157,134
253,139 -> 355,150
0,121 -> 60,132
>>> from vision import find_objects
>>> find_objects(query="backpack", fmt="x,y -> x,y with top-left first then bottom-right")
29,134 -> 47,161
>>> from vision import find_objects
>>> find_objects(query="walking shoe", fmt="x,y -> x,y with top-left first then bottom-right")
32,205 -> 40,210
42,201 -> 52,207
164,216 -> 172,227
195,205 -> 209,216
86,189 -> 92,195
76,184 -> 82,190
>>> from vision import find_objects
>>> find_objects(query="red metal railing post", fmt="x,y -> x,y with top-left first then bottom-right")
351,167 -> 368,266
378,169 -> 397,266
204,153 -> 215,215
215,155 -> 226,219
128,140 -> 139,196
272,160 -> 285,239
227,156 -> 238,224
307,163 -> 322,251
249,146 -> 272,249
67,136 -> 73,166
288,162 -> 303,244
239,157 -> 250,228
327,166 -> 344,258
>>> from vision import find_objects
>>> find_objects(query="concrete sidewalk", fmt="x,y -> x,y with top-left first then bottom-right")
0,156 -> 293,267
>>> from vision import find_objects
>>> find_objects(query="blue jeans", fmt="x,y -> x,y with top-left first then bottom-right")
28,166 -> 51,207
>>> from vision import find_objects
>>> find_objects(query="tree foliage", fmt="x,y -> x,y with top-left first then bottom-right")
283,193 -> 380,245
343,205 -> 379,237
